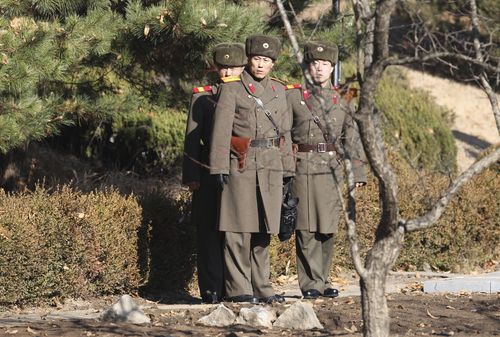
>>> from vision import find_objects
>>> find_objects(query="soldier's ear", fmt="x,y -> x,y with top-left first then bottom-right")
329,64 -> 335,74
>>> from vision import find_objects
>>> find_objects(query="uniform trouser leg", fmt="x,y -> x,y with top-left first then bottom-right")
223,232 -> 274,298
296,230 -> 335,292
193,183 -> 224,298
250,232 -> 273,298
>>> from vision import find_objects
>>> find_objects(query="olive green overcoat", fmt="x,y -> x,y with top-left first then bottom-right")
210,69 -> 294,234
287,82 -> 367,234
182,84 -> 224,296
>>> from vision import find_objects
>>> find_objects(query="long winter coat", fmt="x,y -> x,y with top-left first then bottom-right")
210,69 -> 294,234
287,82 -> 366,234
182,84 -> 220,230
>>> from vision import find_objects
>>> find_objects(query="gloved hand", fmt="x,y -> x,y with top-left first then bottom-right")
216,174 -> 229,190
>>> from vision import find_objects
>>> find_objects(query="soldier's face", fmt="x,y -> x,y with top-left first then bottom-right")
248,56 -> 274,79
218,66 -> 245,78
308,60 -> 334,86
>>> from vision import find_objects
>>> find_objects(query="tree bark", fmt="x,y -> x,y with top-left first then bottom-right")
361,228 -> 404,337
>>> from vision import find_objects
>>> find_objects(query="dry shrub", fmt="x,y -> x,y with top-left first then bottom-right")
270,152 -> 499,278
0,186 -> 143,305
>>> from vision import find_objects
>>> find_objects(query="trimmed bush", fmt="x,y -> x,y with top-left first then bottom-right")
0,186 -> 143,305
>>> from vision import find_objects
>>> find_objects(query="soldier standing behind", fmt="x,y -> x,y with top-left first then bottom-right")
182,43 -> 246,304
286,41 -> 367,299
209,34 -> 295,304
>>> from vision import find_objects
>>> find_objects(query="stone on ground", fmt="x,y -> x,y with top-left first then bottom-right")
197,304 -> 236,327
100,294 -> 150,324
235,306 -> 276,328
273,301 -> 323,330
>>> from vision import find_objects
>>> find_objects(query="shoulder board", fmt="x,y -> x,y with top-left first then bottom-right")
192,85 -> 213,94
285,84 -> 302,90
270,77 -> 286,85
220,76 -> 241,83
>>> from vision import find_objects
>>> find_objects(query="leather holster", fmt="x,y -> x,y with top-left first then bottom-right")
230,136 -> 251,172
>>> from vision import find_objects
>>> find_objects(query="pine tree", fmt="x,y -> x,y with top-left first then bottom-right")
0,0 -> 267,170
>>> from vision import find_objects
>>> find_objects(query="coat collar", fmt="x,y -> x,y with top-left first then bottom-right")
241,69 -> 270,98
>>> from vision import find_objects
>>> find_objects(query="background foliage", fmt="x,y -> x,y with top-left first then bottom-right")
0,186 -> 143,305
0,0 -> 497,305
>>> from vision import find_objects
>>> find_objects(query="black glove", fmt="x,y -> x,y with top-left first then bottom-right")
216,174 -> 229,190
283,177 -> 293,195
279,177 -> 298,242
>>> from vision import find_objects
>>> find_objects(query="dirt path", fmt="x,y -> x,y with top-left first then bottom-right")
403,68 -> 500,172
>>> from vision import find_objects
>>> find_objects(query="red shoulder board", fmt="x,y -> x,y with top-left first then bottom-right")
285,84 -> 302,90
192,85 -> 213,94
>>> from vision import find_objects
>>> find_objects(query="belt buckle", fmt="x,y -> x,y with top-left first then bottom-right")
317,143 -> 326,153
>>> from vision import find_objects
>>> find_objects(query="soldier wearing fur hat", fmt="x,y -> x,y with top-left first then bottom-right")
209,34 -> 295,304
286,41 -> 367,300
182,42 -> 246,304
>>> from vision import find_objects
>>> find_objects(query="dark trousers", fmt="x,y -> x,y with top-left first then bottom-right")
296,230 -> 335,292
192,173 -> 224,297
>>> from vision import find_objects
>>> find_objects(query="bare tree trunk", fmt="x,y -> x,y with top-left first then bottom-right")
361,230 -> 404,337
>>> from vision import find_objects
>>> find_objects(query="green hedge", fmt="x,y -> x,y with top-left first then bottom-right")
0,186 -> 143,305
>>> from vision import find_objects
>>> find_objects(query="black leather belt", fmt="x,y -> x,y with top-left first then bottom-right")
297,143 -> 337,153
250,137 -> 280,148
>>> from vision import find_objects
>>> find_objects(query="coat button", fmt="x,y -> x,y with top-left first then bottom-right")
248,95 -> 252,98
300,101 -> 305,105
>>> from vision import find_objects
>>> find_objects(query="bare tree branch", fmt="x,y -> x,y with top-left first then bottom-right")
385,53 -> 500,73
469,0 -> 500,134
275,0 -> 303,63
343,157 -> 369,278
404,146 -> 500,232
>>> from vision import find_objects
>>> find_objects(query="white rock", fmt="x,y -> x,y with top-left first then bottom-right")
197,304 -> 236,327
235,306 -> 276,328
273,301 -> 323,330
100,295 -> 150,324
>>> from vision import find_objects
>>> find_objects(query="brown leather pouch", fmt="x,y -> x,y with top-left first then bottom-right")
279,135 -> 285,149
230,136 -> 251,171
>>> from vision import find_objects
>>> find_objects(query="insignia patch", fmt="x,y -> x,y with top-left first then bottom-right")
224,54 -> 230,59
317,46 -> 324,52
248,82 -> 256,93
220,75 -> 241,83
192,85 -> 213,93
285,84 -> 302,90
263,42 -> 269,49
303,90 -> 310,100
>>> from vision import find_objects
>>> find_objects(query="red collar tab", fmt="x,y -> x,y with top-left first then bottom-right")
272,85 -> 276,91
303,90 -> 310,101
248,83 -> 256,93
332,95 -> 338,104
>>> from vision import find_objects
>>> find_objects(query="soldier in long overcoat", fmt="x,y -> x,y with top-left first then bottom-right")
286,41 -> 367,299
182,43 -> 246,303
209,34 -> 294,304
